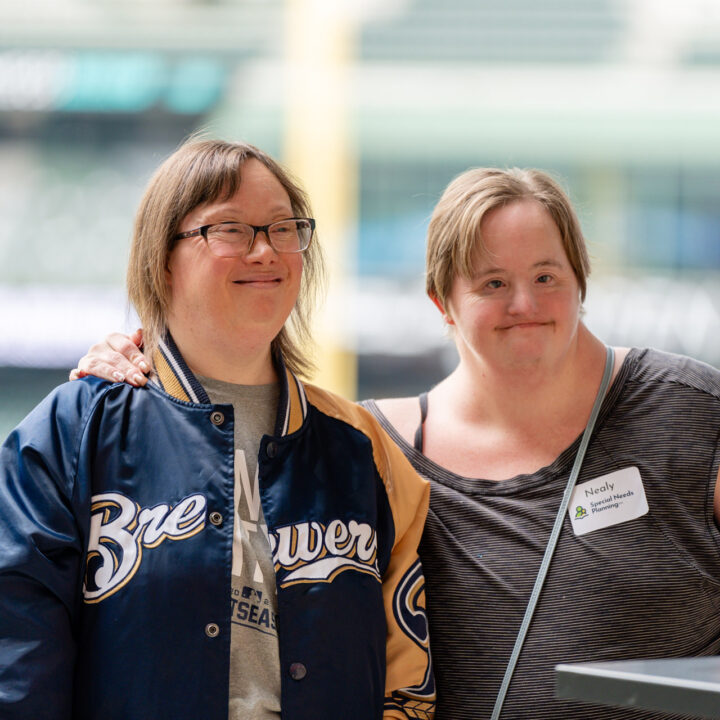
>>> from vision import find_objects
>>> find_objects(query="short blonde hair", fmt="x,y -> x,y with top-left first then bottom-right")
127,138 -> 325,377
426,168 -> 590,307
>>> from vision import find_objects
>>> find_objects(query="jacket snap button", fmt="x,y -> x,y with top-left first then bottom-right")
289,662 -> 307,680
210,411 -> 225,426
266,441 -> 277,458
209,511 -> 223,526
205,623 -> 220,638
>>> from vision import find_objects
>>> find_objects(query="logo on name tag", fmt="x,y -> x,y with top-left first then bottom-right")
569,466 -> 649,536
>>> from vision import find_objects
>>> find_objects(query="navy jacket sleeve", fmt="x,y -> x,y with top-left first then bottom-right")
0,380 -> 105,719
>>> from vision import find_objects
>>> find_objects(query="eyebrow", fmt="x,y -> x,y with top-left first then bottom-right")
201,202 -> 293,220
476,259 -> 565,275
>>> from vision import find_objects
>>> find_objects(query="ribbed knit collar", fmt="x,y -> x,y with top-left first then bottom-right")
152,331 -> 307,437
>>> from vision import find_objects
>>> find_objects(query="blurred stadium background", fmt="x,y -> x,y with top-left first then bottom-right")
2,0 -> 720,440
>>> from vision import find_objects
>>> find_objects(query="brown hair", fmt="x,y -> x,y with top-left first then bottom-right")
127,138 -> 325,377
426,168 -> 590,307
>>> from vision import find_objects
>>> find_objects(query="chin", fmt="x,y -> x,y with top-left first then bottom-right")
495,352 -> 539,368
495,344 -> 555,369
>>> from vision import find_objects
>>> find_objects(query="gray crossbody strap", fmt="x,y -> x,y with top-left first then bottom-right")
490,346 -> 615,720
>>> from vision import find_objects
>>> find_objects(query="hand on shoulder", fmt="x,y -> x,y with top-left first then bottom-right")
69,329 -> 149,387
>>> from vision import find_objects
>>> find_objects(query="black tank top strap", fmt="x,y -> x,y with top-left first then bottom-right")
413,392 -> 429,452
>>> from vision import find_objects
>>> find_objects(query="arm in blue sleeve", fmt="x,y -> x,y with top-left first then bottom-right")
0,382 -> 98,719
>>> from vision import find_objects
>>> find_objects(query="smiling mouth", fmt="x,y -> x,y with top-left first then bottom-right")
232,278 -> 282,286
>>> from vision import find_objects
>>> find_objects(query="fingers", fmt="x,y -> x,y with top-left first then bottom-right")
74,331 -> 150,387
130,327 -> 144,349
106,331 -> 151,375
75,351 -> 145,387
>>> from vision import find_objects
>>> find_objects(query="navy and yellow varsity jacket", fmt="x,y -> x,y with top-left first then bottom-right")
0,336 -> 435,719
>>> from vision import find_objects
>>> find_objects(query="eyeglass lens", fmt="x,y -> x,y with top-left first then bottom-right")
206,219 -> 312,256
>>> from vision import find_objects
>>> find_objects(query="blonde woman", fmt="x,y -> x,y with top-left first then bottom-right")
368,168 -> 720,719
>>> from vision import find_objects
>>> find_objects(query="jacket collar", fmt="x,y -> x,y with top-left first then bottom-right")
152,331 -> 307,437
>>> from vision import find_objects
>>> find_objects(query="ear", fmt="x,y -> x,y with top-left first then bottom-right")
429,292 -> 454,325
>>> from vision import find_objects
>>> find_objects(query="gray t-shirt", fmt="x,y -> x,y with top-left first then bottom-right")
364,348 -> 720,720
199,375 -> 281,720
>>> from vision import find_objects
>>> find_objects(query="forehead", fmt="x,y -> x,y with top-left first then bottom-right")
481,199 -> 557,238
468,200 -> 568,271
188,158 -> 293,223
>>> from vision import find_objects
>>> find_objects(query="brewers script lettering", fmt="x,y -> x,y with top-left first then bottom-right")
269,520 -> 380,586
83,491 -> 207,603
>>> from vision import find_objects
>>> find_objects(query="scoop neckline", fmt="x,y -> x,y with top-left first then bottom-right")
364,347 -> 640,497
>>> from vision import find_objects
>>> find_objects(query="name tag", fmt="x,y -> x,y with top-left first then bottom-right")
568,466 -> 649,536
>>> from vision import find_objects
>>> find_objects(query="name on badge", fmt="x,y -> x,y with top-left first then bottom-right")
568,466 -> 649,536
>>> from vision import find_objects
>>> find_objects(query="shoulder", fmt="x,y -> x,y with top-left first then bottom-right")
364,397 -> 421,447
303,386 -> 428,491
627,348 -> 720,402
3,377 -> 146,464
304,383 -> 412,447
1,378 -> 122,503
302,383 -> 362,425
14,377 -> 118,435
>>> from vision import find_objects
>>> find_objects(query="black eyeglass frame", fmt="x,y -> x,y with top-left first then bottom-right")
174,217 -> 316,254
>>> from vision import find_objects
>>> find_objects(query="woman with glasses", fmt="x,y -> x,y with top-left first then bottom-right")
0,139 -> 434,720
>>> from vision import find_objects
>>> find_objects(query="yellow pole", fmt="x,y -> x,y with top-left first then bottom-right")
284,0 -> 357,398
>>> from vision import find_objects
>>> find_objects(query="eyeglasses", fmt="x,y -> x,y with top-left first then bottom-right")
175,218 -> 315,257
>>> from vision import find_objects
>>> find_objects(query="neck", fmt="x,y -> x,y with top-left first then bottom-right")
189,350 -> 277,386
441,324 -> 607,428
167,323 -> 278,385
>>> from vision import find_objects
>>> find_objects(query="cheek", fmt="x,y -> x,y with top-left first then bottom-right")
442,287 -> 466,324
288,256 -> 304,295
167,251 -> 226,308
555,287 -> 582,316
449,297 -> 496,333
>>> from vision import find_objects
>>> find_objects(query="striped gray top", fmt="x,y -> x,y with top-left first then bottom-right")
364,348 -> 720,719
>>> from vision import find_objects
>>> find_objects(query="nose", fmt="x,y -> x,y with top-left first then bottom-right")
245,229 -> 276,262
507,283 -> 538,315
